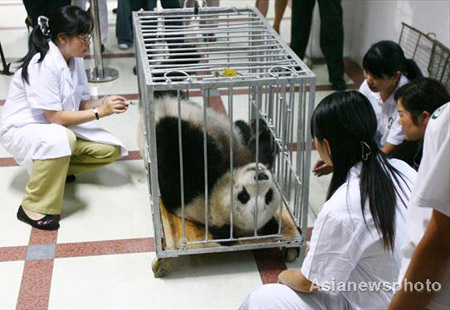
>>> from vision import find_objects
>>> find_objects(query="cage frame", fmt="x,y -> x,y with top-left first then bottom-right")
133,5 -> 316,262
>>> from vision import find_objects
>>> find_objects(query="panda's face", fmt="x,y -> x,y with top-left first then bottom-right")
228,163 -> 281,234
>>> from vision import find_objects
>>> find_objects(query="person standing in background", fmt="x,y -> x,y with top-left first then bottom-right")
115,0 -> 180,50
22,0 -> 71,28
290,0 -> 346,91
255,0 -> 288,34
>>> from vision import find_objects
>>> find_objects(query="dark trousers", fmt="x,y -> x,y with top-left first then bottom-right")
116,0 -> 181,45
22,0 -> 71,26
290,0 -> 345,83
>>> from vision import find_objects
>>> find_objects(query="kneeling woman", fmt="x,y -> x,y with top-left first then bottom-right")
240,91 -> 416,310
0,6 -> 128,230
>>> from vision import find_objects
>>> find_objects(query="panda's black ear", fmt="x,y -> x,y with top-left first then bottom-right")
237,187 -> 250,204
234,120 -> 251,144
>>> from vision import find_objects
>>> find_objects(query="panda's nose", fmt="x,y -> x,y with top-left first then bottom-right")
255,172 -> 269,181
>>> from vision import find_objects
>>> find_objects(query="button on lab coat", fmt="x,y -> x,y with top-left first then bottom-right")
0,41 -> 127,172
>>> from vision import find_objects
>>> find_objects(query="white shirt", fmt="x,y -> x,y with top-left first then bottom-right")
359,75 -> 409,147
0,42 -> 127,171
302,159 -> 416,310
399,103 -> 450,309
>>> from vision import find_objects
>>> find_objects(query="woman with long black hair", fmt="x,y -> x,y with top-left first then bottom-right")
1,6 -> 128,230
240,91 -> 417,310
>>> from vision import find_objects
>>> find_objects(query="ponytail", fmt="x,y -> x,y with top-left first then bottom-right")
19,24 -> 50,84
363,40 -> 423,80
403,58 -> 423,81
18,6 -> 93,84
312,91 -> 411,252
360,151 -> 409,251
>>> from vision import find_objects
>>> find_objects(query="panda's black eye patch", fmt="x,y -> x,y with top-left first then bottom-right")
265,189 -> 273,205
237,187 -> 250,204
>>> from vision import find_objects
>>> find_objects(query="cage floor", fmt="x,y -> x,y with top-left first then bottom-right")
159,200 -> 302,251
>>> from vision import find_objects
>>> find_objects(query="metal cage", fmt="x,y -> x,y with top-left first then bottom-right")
399,22 -> 450,91
133,4 -> 316,276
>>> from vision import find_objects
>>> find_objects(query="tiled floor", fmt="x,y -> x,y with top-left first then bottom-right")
0,1 -> 364,309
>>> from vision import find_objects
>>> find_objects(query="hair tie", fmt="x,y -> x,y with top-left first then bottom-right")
360,141 -> 372,161
37,16 -> 51,37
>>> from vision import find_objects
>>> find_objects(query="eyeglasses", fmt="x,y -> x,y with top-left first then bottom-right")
77,34 -> 92,45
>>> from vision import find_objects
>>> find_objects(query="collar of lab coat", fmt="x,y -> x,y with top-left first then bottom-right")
47,41 -> 77,88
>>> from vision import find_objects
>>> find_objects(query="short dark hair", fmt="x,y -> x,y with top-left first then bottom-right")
363,40 -> 422,81
394,77 -> 450,124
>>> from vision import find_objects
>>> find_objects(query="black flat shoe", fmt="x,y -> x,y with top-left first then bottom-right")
66,175 -> 76,183
17,206 -> 60,230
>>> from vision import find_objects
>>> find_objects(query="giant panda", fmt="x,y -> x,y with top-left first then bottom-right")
154,96 -> 281,241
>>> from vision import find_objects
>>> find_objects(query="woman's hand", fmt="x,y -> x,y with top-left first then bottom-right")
312,159 -> 333,177
97,96 -> 129,118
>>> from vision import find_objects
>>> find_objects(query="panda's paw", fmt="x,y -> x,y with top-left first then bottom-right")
258,217 -> 280,236
209,225 -> 236,246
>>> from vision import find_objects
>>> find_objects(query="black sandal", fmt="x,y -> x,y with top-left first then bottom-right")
17,206 -> 60,230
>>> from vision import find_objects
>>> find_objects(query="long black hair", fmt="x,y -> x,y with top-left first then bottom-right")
19,5 -> 93,84
363,40 -> 423,81
311,91 -> 410,251
394,77 -> 450,124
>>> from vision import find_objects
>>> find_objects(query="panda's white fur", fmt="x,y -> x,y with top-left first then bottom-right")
148,96 -> 281,238
177,162 -> 281,235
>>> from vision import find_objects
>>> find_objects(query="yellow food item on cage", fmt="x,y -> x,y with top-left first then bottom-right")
221,68 -> 239,77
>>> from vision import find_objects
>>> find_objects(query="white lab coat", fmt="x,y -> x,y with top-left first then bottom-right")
398,103 -> 450,309
359,75 -> 409,148
0,41 -> 127,172
241,159 -> 417,310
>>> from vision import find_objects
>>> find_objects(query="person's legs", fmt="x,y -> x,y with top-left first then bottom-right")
255,0 -> 269,17
240,284 -> 339,310
160,0 -> 183,45
23,0 -> 50,26
98,0 -> 109,44
47,0 -> 71,15
273,0 -> 288,34
67,138 -> 121,175
290,0 -> 316,60
317,0 -> 345,88
71,0 -> 86,9
21,129 -> 77,216
116,0 -> 136,46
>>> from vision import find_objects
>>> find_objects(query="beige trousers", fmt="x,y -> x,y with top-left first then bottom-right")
22,129 -> 121,215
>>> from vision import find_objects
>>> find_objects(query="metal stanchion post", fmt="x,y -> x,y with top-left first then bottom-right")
86,0 -> 119,82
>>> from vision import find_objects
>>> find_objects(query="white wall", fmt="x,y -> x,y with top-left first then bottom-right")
349,0 -> 450,65
306,1 -> 355,59
305,1 -> 450,67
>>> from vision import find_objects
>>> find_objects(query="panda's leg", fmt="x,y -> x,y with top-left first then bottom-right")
248,119 -> 278,169
209,225 -> 237,246
234,120 -> 251,145
258,217 -> 279,236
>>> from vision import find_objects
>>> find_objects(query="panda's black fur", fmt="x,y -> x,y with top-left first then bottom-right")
154,97 -> 281,242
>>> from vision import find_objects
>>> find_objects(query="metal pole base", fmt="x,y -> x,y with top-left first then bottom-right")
86,67 -> 119,83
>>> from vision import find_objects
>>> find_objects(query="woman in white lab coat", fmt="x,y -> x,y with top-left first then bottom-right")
240,91 -> 417,310
313,41 -> 422,177
0,6 -> 128,230
359,40 -> 422,155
